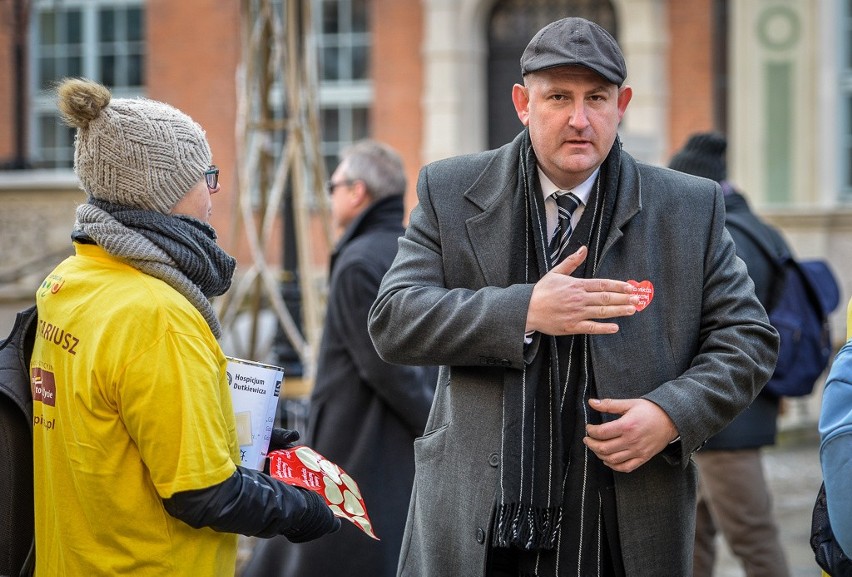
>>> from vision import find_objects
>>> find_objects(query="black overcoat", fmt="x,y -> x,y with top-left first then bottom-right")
243,195 -> 436,577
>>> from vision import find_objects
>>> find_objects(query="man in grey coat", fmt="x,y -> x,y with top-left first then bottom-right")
368,18 -> 779,577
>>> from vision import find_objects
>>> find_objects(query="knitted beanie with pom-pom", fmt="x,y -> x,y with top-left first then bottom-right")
57,78 -> 212,214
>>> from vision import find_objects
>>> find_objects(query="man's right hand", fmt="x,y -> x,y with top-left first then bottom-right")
525,246 -> 639,336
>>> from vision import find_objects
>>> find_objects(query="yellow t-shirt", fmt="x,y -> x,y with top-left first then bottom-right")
32,243 -> 240,576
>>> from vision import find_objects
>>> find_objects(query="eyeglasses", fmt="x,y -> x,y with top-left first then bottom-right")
325,179 -> 354,196
204,165 -> 219,190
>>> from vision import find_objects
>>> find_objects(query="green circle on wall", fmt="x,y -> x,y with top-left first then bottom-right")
757,5 -> 801,51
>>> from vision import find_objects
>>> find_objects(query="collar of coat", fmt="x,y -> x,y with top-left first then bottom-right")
331,194 -> 404,270
463,129 -> 642,288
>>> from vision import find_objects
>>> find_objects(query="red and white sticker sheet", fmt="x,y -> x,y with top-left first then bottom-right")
268,445 -> 379,540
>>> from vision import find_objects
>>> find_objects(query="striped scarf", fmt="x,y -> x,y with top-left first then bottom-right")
74,199 -> 236,337
493,131 -> 619,575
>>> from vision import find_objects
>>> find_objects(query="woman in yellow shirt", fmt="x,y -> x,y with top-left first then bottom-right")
30,78 -> 338,577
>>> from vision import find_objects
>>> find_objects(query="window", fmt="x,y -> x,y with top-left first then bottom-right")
29,0 -> 145,169
312,0 -> 372,175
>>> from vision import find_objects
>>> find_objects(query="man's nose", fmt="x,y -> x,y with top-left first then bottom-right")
568,102 -> 590,129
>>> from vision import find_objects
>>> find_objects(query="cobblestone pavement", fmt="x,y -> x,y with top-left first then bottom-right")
714,431 -> 824,577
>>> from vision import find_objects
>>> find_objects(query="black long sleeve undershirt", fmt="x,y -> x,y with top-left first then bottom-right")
162,465 -> 339,542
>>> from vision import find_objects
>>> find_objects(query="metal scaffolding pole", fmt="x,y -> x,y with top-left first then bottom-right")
218,0 -> 331,397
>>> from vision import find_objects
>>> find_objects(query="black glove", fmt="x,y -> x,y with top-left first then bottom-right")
284,486 -> 342,543
164,466 -> 341,540
268,427 -> 301,452
264,428 -> 301,474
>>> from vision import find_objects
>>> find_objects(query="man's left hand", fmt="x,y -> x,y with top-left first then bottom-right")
583,398 -> 678,473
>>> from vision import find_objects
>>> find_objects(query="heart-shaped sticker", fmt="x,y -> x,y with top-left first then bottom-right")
627,280 -> 654,311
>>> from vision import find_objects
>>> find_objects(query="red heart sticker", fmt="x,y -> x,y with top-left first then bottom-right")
627,280 -> 654,311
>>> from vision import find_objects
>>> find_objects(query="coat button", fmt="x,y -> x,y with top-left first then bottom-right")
488,452 -> 500,467
476,527 -> 486,544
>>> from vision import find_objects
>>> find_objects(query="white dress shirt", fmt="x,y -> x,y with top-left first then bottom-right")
537,167 -> 598,242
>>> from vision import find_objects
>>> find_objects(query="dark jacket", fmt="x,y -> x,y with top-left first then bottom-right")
702,188 -> 788,450
243,195 -> 436,577
0,305 -> 37,577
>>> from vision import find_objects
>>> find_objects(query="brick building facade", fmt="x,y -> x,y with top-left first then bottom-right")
1,0 -> 849,379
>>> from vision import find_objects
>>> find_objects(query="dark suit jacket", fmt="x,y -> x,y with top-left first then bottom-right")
368,132 -> 779,577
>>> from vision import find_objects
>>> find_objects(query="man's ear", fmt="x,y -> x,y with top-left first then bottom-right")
512,83 -> 531,127
350,179 -> 371,208
616,85 -> 633,120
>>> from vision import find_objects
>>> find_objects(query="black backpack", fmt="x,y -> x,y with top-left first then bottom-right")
0,305 -> 37,577
726,215 -> 841,397
811,481 -> 852,576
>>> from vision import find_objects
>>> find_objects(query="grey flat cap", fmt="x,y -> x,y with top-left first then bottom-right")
520,17 -> 626,86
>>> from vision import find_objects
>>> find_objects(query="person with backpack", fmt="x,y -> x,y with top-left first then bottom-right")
670,131 -> 791,577
27,78 -> 339,577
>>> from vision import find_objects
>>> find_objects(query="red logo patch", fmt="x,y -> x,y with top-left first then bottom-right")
32,367 -> 57,406
627,280 -> 654,311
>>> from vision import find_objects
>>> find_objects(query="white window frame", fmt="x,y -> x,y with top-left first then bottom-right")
311,0 -> 373,173
28,0 -> 145,169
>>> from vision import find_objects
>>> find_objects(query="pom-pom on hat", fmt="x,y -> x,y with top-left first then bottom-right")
669,132 -> 728,183
520,17 -> 627,86
57,77 -> 212,214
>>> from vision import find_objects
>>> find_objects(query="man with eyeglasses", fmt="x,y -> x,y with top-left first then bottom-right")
28,78 -> 339,577
243,140 -> 436,577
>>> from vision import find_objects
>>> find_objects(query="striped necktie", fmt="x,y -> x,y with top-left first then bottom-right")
550,191 -> 581,265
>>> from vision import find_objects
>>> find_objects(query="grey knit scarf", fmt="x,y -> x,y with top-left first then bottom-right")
74,199 -> 236,338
